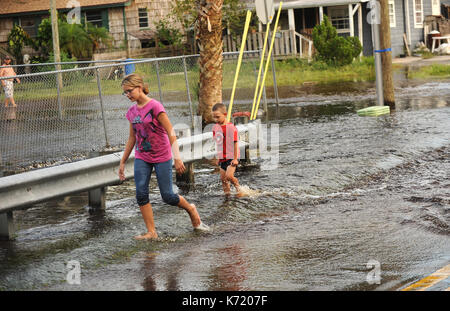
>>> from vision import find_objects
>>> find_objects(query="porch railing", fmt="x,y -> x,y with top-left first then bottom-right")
223,29 -> 313,59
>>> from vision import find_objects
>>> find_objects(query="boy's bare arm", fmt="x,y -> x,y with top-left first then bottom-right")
232,141 -> 239,166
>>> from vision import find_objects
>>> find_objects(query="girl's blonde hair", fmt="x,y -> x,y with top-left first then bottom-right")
121,73 -> 150,95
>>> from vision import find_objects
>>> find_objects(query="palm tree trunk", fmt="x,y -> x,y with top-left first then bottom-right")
196,0 -> 223,127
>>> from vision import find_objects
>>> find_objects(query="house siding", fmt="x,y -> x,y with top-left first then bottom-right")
0,18 -> 14,46
125,0 -> 177,49
408,0 -> 433,51
361,0 -> 435,57
390,0 -> 406,57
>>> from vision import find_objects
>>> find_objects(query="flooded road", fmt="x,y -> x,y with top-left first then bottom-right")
0,79 -> 449,291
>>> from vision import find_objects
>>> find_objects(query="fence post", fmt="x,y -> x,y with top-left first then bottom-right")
55,72 -> 63,120
87,151 -> 106,212
96,68 -> 110,148
175,127 -> 194,191
233,113 -> 251,166
155,60 -> 163,104
182,57 -> 195,129
0,211 -> 14,240
88,187 -> 106,212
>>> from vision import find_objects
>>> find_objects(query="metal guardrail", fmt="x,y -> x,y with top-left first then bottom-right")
0,120 -> 260,239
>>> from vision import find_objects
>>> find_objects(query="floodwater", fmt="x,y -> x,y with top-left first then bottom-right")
0,77 -> 449,291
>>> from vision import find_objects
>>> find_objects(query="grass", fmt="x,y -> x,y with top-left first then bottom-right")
420,51 -> 434,59
406,64 -> 450,79
270,56 -> 376,85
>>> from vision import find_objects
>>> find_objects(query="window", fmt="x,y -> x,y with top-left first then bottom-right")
139,8 -> 149,28
20,16 -> 38,38
388,0 -> 396,27
413,0 -> 424,28
328,6 -> 349,33
85,10 -> 103,28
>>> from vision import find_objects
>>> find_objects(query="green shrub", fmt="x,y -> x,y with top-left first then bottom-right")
310,60 -> 329,71
7,25 -> 34,63
360,56 -> 375,67
154,20 -> 183,47
312,16 -> 362,66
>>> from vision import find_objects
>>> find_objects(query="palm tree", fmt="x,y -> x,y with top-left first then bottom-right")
59,22 -> 92,59
86,23 -> 112,55
196,0 -> 224,126
36,17 -> 111,60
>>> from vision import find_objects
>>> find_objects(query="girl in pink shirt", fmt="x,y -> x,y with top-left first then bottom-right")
118,74 -> 209,239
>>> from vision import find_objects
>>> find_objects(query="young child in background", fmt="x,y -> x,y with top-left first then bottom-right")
0,56 -> 20,107
212,103 -> 243,197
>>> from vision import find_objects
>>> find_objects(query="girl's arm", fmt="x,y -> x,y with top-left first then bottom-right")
157,112 -> 186,174
119,123 -> 136,181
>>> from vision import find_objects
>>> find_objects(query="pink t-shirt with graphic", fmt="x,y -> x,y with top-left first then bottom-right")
126,99 -> 172,163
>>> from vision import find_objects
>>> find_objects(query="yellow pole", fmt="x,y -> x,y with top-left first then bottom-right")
251,2 -> 283,120
227,10 -> 252,122
250,22 -> 271,120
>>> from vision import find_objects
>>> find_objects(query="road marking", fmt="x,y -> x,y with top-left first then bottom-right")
402,264 -> 450,291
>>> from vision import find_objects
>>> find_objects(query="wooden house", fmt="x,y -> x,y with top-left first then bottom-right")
230,0 -> 445,57
0,0 -> 177,61
0,0 -> 446,61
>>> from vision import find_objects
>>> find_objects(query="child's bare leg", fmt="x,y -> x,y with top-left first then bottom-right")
220,169 -> 231,195
135,203 -> 158,240
4,98 -> 9,107
177,195 -> 201,228
226,166 -> 241,194
10,97 -> 16,107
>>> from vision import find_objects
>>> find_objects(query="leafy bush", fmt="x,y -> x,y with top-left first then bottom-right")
7,25 -> 34,63
312,16 -> 362,66
154,20 -> 183,47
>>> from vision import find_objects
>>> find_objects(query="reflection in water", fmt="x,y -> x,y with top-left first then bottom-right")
265,96 -> 449,122
211,244 -> 248,291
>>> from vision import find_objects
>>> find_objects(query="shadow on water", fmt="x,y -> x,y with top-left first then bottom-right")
1,79 -> 450,290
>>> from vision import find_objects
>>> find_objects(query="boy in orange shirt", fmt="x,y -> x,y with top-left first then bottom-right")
212,103 -> 243,197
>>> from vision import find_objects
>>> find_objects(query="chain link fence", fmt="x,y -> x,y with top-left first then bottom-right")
0,51 -> 274,174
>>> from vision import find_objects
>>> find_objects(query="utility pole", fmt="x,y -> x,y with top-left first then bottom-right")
50,0 -> 63,118
50,0 -> 63,88
369,0 -> 383,106
379,0 -> 395,107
